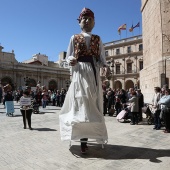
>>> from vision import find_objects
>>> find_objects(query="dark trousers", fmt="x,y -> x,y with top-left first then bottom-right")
52,99 -> 56,106
103,102 -> 107,116
21,109 -> 32,128
131,112 -> 138,124
154,110 -> 161,128
164,108 -> 170,130
80,138 -> 88,147
138,107 -> 143,121
115,107 -> 121,116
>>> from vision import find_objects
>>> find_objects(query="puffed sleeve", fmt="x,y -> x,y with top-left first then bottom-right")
98,38 -> 108,67
66,35 -> 76,63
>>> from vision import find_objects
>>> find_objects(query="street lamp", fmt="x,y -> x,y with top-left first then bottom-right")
107,58 -> 114,77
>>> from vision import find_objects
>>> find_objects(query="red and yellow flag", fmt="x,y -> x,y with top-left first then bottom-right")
118,24 -> 126,34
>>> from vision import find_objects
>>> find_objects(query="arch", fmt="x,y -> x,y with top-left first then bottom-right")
48,80 -> 57,91
114,80 -> 122,90
1,76 -> 13,86
125,80 -> 134,90
29,79 -> 37,87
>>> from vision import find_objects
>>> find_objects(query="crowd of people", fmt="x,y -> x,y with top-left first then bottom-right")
11,86 -> 67,108
0,84 -> 67,129
102,82 -> 170,133
102,85 -> 144,123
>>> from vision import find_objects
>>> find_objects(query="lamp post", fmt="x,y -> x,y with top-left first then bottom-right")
106,59 -> 114,88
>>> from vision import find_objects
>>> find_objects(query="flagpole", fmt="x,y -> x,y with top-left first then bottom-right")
126,24 -> 127,38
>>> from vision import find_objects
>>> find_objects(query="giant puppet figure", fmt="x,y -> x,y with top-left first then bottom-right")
59,7 -> 110,154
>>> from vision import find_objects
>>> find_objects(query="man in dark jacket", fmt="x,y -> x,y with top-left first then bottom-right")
0,86 -> 2,103
107,88 -> 115,115
137,89 -> 144,121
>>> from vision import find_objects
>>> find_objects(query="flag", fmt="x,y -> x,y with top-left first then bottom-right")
118,24 -> 126,34
129,24 -> 134,32
129,22 -> 140,32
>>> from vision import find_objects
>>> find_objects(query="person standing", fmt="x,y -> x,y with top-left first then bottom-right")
59,7 -> 109,154
42,89 -> 48,108
4,91 -> 14,116
128,91 -> 139,125
137,89 -> 144,121
20,90 -> 33,130
159,89 -> 170,133
106,88 -> 115,115
152,87 -> 161,130
0,85 -> 2,103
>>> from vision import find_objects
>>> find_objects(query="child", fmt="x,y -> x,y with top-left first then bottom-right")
20,90 -> 33,130
59,7 -> 109,153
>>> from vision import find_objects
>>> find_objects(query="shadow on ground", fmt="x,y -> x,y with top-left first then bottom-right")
44,108 -> 61,110
69,144 -> 170,162
38,112 -> 56,114
33,128 -> 57,131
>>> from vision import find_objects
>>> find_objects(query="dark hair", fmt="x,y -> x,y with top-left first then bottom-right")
165,89 -> 170,94
154,87 -> 161,92
131,91 -> 137,96
23,90 -> 30,96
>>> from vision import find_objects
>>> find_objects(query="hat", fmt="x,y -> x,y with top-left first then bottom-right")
77,7 -> 94,22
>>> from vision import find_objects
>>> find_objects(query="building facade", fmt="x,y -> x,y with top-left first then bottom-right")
0,45 -> 70,91
140,0 -> 170,102
103,35 -> 143,90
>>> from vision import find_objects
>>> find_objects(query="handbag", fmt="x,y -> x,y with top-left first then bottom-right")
108,105 -> 115,116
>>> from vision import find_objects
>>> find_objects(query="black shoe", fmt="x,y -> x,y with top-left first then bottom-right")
23,127 -> 26,129
153,127 -> 157,130
85,144 -> 88,150
130,123 -> 135,125
81,146 -> 86,154
29,127 -> 33,130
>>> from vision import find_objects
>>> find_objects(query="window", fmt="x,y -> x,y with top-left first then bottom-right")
139,61 -> 143,70
105,51 -> 108,56
139,44 -> 143,51
127,63 -> 132,73
116,48 -> 120,55
116,65 -> 120,74
127,46 -> 131,53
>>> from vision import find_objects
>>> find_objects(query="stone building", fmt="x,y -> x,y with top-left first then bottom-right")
103,35 -> 143,90
140,0 -> 170,102
0,45 -> 70,91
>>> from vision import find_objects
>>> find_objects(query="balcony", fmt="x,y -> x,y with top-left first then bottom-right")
114,69 -> 140,75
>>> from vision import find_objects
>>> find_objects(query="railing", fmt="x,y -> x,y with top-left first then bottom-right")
114,69 -> 140,75
104,35 -> 142,47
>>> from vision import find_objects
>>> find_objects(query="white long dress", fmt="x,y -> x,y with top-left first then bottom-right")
59,31 -> 108,143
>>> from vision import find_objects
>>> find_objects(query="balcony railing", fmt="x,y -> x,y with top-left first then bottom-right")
104,35 -> 142,47
114,69 -> 140,75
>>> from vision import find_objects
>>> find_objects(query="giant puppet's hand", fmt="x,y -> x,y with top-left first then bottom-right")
68,56 -> 77,66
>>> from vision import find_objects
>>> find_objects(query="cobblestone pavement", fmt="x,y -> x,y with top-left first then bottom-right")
0,101 -> 170,170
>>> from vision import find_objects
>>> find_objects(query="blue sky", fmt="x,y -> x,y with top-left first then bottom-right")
0,0 -> 142,62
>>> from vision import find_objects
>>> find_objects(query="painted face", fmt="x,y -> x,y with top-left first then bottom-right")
79,16 -> 95,32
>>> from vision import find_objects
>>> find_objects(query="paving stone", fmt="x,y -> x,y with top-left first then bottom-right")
0,102 -> 170,170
